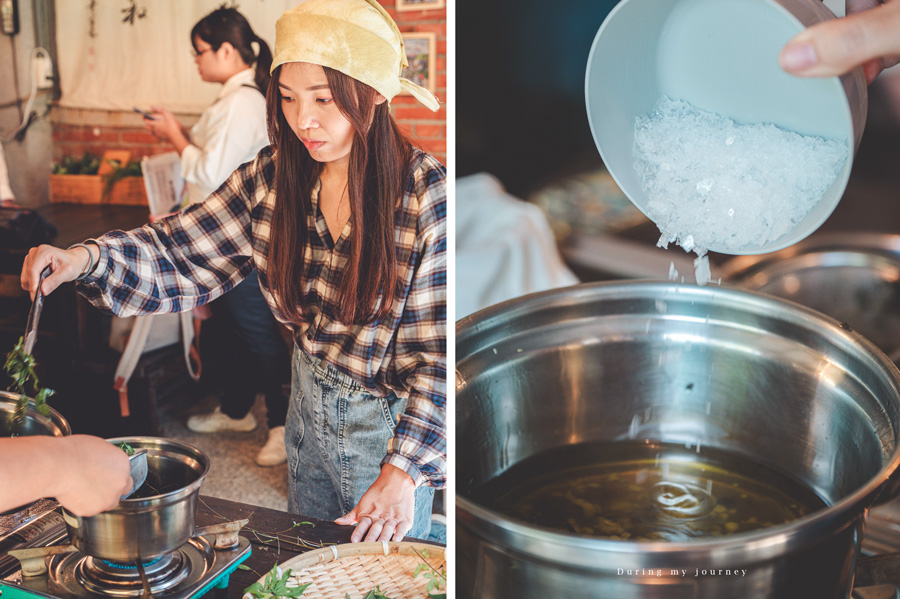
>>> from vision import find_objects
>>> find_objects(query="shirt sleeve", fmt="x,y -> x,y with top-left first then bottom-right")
76,151 -> 271,317
381,156 -> 447,489
180,91 -> 265,203
0,143 -> 15,201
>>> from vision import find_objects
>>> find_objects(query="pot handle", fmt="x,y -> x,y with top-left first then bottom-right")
854,551 -> 900,588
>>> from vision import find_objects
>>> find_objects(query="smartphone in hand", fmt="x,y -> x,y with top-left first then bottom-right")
133,107 -> 156,119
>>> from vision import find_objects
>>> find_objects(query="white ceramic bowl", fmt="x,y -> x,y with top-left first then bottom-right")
585,0 -> 867,255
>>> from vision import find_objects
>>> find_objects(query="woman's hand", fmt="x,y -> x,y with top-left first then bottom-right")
142,107 -> 179,141
51,436 -> 133,516
20,244 -> 94,299
143,107 -> 191,153
780,0 -> 900,83
334,464 -> 417,542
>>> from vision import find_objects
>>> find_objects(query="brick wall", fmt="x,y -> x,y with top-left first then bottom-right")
385,1 -> 448,164
52,118 -> 173,164
52,1 -> 447,167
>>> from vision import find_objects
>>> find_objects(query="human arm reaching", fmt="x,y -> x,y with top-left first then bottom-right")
0,435 -> 131,517
20,150 -> 272,313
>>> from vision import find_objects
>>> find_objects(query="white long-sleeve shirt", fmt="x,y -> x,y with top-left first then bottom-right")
180,68 -> 268,205
0,142 -> 15,201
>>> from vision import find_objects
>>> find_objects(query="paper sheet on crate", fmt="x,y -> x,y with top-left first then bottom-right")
141,152 -> 185,217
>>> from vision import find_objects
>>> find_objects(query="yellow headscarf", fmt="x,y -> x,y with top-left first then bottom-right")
272,0 -> 441,111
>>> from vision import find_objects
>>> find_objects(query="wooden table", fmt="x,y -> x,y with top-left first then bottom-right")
35,203 -> 150,250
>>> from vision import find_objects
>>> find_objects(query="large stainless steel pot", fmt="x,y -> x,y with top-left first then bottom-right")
62,437 -> 209,561
0,391 -> 70,437
456,281 -> 900,599
720,232 -> 900,361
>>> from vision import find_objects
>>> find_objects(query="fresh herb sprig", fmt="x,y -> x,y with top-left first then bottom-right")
243,564 -> 310,599
117,442 -> 136,456
347,589 -> 393,599
100,159 -> 142,202
413,548 -> 446,599
4,337 -> 54,432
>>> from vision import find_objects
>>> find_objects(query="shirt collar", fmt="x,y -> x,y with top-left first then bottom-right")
216,68 -> 257,102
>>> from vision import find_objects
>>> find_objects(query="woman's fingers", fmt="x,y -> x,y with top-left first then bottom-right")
52,436 -> 132,517
335,465 -> 418,542
21,246 -> 64,298
390,518 -> 411,541
339,506 -> 413,542
350,515 -> 410,542
361,517 -> 385,542
21,245 -> 95,299
780,1 -> 900,82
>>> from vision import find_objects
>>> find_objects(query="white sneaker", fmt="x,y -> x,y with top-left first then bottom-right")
256,426 -> 287,467
186,406 -> 257,433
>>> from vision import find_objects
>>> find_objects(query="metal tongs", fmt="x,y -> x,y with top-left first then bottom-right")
22,266 -> 52,355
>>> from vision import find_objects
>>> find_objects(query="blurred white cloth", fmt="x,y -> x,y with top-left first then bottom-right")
0,143 -> 14,201
54,1 -> 295,113
456,173 -> 578,319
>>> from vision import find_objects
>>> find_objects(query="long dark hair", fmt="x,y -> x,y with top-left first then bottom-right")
265,65 -> 414,325
191,8 -> 272,91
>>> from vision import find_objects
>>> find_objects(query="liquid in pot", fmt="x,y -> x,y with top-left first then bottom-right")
127,455 -> 203,499
470,440 -> 827,541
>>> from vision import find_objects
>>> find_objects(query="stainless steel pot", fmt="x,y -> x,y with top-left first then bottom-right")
0,391 -> 70,437
62,437 -> 209,561
456,281 -> 900,598
720,232 -> 900,362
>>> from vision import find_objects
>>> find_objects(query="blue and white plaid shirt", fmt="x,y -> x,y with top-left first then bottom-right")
78,146 -> 447,489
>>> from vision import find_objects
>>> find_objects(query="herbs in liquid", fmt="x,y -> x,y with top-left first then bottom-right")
471,441 -> 826,541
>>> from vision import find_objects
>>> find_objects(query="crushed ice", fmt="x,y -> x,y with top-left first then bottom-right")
634,96 -> 847,285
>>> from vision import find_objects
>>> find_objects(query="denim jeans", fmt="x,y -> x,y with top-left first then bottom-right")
218,270 -> 291,427
286,349 -> 433,540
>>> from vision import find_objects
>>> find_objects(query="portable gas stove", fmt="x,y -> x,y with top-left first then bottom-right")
855,500 -> 900,599
0,507 -> 250,599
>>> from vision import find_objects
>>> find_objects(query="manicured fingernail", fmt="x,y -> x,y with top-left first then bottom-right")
781,42 -> 818,71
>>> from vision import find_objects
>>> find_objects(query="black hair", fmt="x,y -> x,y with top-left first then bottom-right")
191,7 -> 272,91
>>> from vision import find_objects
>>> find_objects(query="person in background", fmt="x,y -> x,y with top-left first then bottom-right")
780,0 -> 900,83
21,0 -> 446,543
142,7 -> 292,467
0,435 -> 131,516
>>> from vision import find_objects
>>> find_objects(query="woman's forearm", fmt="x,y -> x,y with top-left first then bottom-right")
0,437 -> 57,512
0,436 -> 132,517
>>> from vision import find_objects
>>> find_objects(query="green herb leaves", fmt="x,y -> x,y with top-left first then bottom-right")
244,564 -> 310,599
352,588 -> 393,599
243,547 -> 445,599
413,548 -> 446,599
118,442 -> 136,456
4,337 -> 54,431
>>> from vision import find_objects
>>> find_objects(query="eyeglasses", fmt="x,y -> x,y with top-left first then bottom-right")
191,47 -> 215,58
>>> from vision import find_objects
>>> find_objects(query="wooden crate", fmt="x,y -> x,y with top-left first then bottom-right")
49,174 -> 148,206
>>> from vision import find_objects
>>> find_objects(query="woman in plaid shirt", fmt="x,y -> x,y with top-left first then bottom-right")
21,0 -> 445,543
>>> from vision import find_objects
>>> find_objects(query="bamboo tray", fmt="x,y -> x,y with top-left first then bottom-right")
260,541 -> 445,599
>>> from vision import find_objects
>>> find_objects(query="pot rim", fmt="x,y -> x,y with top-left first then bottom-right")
90,436 -> 209,509
718,231 -> 900,282
456,280 -> 900,563
0,390 -> 72,436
